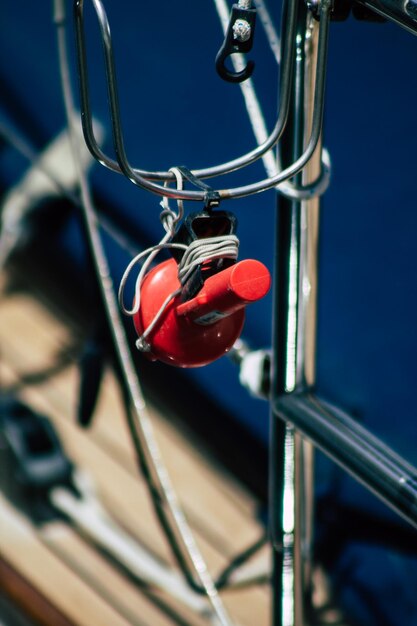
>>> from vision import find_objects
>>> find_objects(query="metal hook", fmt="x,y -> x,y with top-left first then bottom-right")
215,2 -> 257,83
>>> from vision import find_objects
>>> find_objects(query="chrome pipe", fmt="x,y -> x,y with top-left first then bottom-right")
275,393 -> 417,529
271,4 -> 323,625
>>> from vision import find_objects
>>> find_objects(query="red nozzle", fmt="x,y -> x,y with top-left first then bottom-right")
176,259 -> 271,324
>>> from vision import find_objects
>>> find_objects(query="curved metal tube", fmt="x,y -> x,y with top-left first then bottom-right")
74,0 -> 331,201
75,0 -> 296,180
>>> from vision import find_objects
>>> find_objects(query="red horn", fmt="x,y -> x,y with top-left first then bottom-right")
133,258 -> 271,368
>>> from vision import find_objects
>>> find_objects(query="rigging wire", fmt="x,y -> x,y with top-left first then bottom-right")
213,0 -> 278,178
54,2 -> 236,624
254,0 -> 282,65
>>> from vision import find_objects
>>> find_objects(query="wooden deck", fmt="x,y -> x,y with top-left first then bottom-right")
0,265 -> 272,626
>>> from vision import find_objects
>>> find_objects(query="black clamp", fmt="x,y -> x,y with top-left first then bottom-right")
172,209 -> 238,302
0,398 -> 77,523
173,165 -> 221,210
167,166 -> 238,300
215,3 -> 257,83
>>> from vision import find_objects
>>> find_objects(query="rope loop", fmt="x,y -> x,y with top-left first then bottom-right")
160,167 -> 185,236
178,235 -> 239,287
118,167 -> 186,319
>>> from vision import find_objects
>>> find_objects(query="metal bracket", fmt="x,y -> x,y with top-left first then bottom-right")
215,3 -> 257,83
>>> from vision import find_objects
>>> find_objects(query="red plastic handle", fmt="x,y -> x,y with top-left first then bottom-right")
176,259 -> 271,324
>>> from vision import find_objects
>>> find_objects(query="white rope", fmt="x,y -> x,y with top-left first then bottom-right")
134,274 -> 182,352
118,167 -> 185,318
118,242 -> 186,314
178,235 -> 239,286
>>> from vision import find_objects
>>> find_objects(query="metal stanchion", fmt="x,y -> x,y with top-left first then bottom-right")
271,3 -> 324,624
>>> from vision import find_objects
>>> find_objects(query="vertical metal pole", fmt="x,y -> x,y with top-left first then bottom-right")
271,1 -> 322,624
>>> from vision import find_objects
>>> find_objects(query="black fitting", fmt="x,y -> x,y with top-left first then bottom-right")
172,210 -> 238,301
215,4 -> 257,83
0,398 -> 76,523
